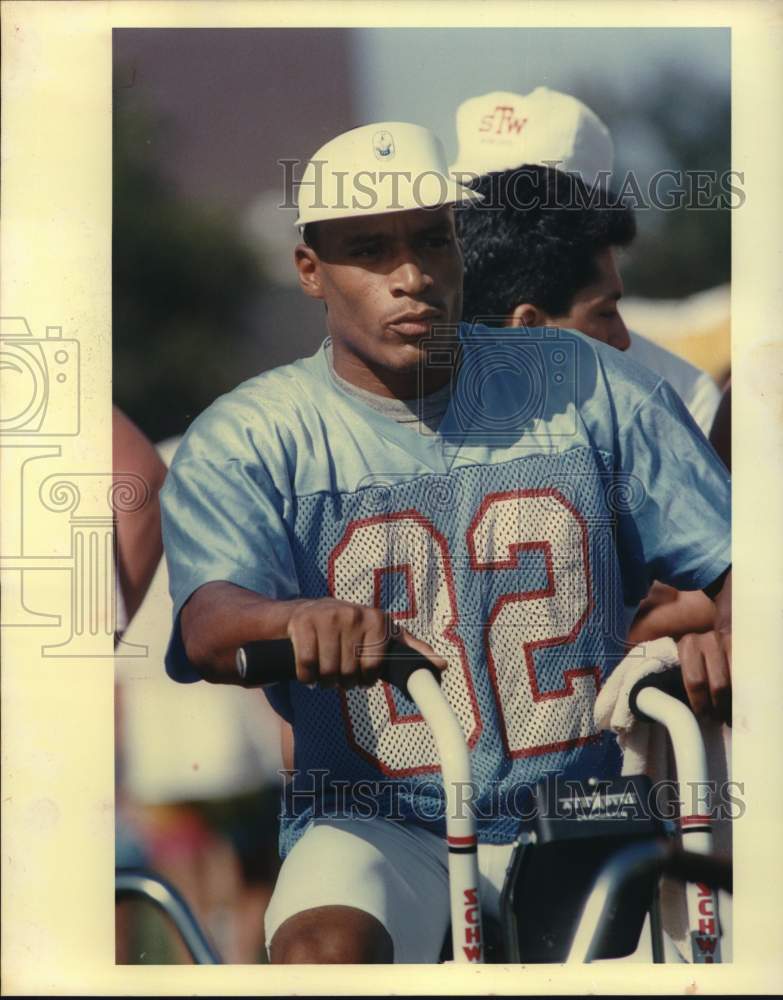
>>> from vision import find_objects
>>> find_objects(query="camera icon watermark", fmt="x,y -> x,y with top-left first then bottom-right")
420,323 -> 579,441
0,317 -> 80,436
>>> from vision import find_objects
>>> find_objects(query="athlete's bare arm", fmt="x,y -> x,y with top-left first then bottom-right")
180,581 -> 446,688
112,406 -> 167,623
628,583 -> 715,646
280,720 -> 294,772
677,569 -> 732,724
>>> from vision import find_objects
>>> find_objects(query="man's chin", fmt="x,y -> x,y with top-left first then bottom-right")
384,338 -> 431,369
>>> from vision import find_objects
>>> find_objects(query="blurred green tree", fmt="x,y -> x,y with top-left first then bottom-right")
572,65 -> 731,298
113,80 -> 266,442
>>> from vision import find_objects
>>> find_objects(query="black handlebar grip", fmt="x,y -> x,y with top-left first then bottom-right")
628,668 -> 689,723
236,638 -> 297,686
236,636 -> 438,696
382,638 -> 441,696
663,849 -> 732,895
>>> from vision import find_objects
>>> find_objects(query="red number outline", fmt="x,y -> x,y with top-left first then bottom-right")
328,510 -> 482,776
376,564 -> 422,724
467,488 -> 602,759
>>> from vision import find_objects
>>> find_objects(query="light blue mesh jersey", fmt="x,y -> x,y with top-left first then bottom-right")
162,325 -> 731,856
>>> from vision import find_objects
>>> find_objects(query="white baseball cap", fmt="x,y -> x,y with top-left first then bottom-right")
295,121 -> 482,228
449,88 -> 614,188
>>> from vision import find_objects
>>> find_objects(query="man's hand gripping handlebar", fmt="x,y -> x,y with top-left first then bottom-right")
236,634 -> 485,964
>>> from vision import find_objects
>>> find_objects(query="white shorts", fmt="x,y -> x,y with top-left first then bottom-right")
264,817 -> 515,963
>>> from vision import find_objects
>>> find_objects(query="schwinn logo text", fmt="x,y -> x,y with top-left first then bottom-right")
691,883 -> 721,962
463,887 -> 482,961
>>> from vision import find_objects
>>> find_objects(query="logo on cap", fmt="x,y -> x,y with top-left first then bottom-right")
478,105 -> 528,136
373,130 -> 395,160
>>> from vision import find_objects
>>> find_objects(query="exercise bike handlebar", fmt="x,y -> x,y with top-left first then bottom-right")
567,842 -> 731,964
238,647 -> 723,964
237,636 -> 436,692
626,666 -> 723,963
628,669 -> 710,822
116,868 -> 223,964
236,637 -> 484,964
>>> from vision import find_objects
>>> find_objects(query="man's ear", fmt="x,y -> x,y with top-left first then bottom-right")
295,244 -> 324,300
507,303 -> 548,329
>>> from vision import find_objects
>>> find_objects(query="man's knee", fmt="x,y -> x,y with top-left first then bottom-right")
270,904 -> 394,964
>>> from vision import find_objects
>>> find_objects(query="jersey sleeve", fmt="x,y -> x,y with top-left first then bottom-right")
614,377 -> 731,604
687,371 -> 722,437
625,331 -> 721,436
160,398 -> 300,683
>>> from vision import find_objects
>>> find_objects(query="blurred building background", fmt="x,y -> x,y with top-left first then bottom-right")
113,26 -> 731,444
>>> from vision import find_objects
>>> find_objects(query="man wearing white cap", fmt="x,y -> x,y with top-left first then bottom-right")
450,88 -> 722,435
453,89 -> 724,645
160,121 -> 731,963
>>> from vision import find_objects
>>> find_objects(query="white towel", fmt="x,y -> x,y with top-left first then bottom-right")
594,637 -> 680,778
595,639 -> 733,961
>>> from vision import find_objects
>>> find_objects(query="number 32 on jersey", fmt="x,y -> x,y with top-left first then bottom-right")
327,489 -> 601,776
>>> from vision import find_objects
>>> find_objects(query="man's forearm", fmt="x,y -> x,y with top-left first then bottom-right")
180,580 -> 309,684
113,406 -> 168,622
711,568 -> 732,634
676,567 -> 732,722
628,582 -> 716,645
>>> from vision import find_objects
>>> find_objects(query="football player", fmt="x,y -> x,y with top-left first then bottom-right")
161,122 -> 730,963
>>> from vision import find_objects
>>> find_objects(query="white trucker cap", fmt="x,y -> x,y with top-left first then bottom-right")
449,88 -> 614,187
295,121 -> 482,228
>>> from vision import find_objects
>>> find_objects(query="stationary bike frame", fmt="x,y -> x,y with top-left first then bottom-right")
236,637 -> 485,963
236,639 -> 727,964
117,641 -> 729,965
624,670 -> 725,963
